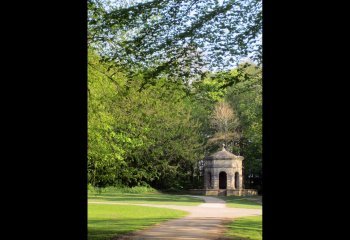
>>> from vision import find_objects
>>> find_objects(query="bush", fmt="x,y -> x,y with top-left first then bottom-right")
88,183 -> 94,191
88,185 -> 159,194
120,186 -> 158,194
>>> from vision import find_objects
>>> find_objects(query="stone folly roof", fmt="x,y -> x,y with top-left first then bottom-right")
204,144 -> 243,160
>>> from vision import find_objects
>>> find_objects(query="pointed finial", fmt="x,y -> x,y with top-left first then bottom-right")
222,143 -> 226,151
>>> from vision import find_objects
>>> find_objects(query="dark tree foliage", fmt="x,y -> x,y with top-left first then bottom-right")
88,0 -> 262,83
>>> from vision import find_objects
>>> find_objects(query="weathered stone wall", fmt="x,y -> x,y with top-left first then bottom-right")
226,189 -> 258,196
186,189 -> 258,196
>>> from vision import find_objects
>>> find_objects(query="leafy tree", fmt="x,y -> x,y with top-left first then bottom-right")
88,48 -> 205,188
116,77 -> 204,188
225,63 -> 262,191
88,0 -> 262,83
88,48 -> 131,187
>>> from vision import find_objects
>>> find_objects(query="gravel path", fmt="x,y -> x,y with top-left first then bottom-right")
111,195 -> 262,240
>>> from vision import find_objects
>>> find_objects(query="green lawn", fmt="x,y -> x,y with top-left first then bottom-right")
224,215 -> 262,240
88,191 -> 203,206
88,190 -> 202,239
88,203 -> 188,240
219,196 -> 262,209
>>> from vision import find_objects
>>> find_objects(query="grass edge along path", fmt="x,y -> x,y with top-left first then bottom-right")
223,215 -> 262,240
218,196 -> 262,209
88,203 -> 188,240
88,192 -> 204,206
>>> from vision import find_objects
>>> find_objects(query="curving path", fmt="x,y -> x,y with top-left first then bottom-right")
111,195 -> 262,240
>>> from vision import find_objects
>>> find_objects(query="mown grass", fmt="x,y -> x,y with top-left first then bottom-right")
88,203 -> 188,240
224,215 -> 262,240
88,187 -> 203,206
219,196 -> 262,209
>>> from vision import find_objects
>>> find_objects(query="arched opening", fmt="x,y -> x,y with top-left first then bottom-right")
207,172 -> 212,189
235,172 -> 239,189
219,172 -> 227,189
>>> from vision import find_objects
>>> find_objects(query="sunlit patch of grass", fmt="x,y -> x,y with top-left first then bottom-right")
224,215 -> 262,240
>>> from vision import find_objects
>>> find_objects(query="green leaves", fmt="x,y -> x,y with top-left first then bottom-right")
89,0 -> 262,83
88,48 -> 205,188
225,63 -> 262,189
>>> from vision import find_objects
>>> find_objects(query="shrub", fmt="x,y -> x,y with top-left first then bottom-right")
88,185 -> 158,194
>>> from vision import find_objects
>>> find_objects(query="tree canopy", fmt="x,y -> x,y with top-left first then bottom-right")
88,0 -> 262,83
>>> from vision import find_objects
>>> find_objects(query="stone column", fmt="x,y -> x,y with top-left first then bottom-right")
239,172 -> 243,189
208,169 -> 213,189
204,170 -> 208,189
232,176 -> 236,189
213,175 -> 219,189
227,175 -> 231,189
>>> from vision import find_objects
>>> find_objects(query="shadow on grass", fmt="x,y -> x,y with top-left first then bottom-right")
88,193 -> 203,204
89,217 -> 228,240
89,217 -> 225,240
88,217 -> 178,240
